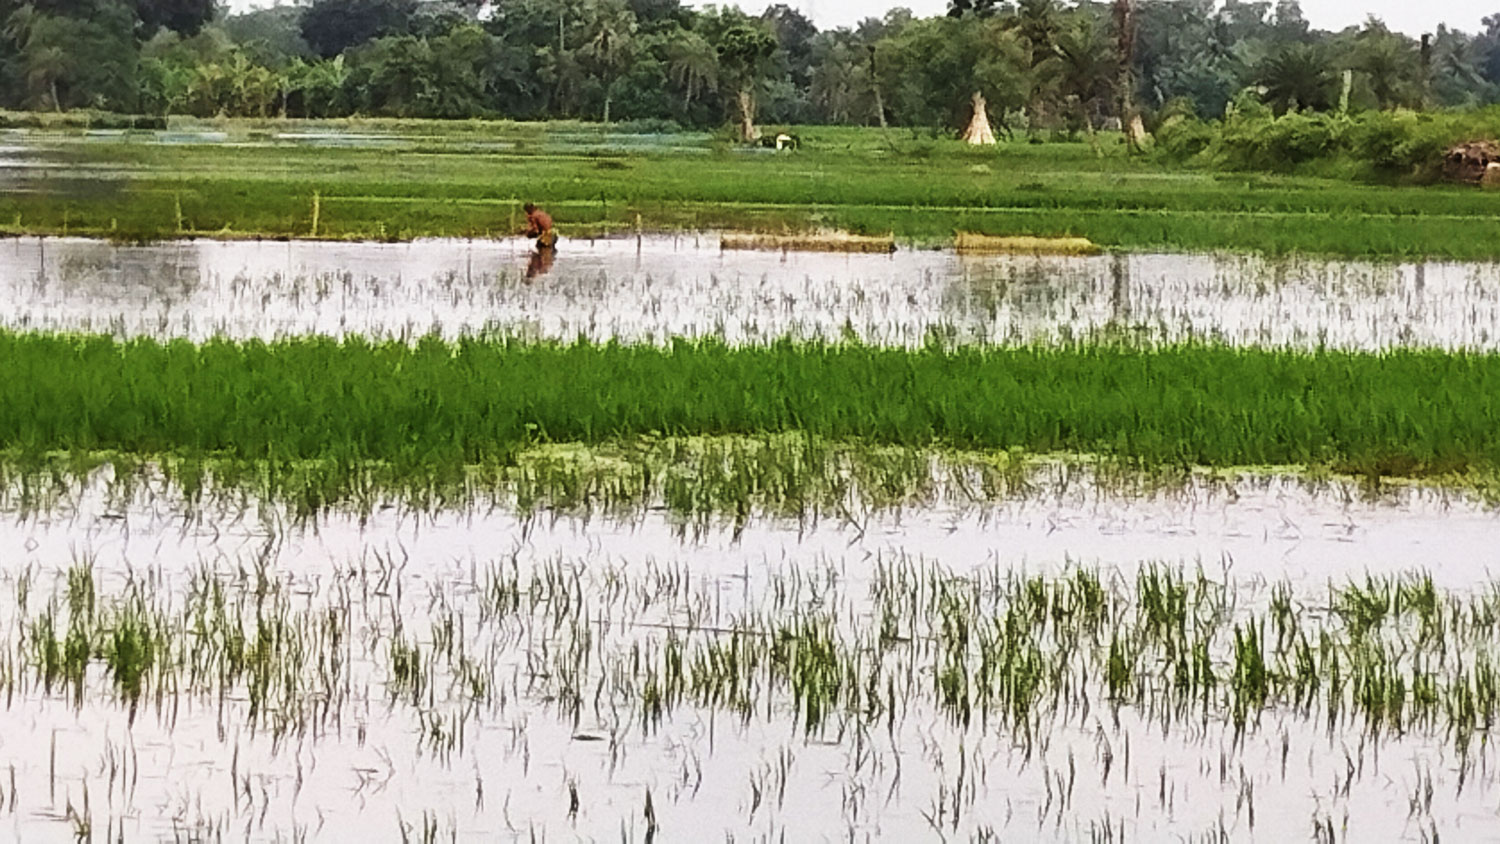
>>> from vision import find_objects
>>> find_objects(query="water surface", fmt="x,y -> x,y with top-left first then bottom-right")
1,236 -> 1494,348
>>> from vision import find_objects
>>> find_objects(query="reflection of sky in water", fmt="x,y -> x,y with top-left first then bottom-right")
1,235 -> 1497,348
2,232 -> 1499,839
0,471 -> 1497,840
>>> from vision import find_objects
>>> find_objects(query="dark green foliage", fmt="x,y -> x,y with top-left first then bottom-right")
9,0 -> 1500,136
1255,43 -> 1336,114
300,0 -> 417,59
133,0 -> 215,38
1217,110 -> 1347,170
1154,116 -> 1216,158
1162,106 -> 1500,179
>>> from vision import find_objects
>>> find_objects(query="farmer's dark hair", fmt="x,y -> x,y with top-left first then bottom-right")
523,202 -> 537,213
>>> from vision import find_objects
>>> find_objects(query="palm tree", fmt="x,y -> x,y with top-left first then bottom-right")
1256,43 -> 1334,112
580,0 -> 637,122
1047,15 -> 1116,140
1430,29 -> 1486,106
542,45 -> 589,117
7,6 -> 70,111
667,31 -> 718,110
1348,26 -> 1417,109
1016,0 -> 1062,130
1017,0 -> 1061,66
26,44 -> 68,111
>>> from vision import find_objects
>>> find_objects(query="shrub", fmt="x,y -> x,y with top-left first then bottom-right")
1215,111 -> 1349,171
614,117 -> 683,135
1156,117 -> 1216,160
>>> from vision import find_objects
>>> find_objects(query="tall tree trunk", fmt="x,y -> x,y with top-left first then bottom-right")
1113,0 -> 1142,151
1420,33 -> 1433,110
603,95 -> 612,124
1081,100 -> 1102,157
873,84 -> 888,130
50,78 -> 60,113
961,91 -> 996,145
738,89 -> 759,142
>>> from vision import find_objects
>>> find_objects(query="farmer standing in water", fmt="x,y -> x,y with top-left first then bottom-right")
522,201 -> 556,280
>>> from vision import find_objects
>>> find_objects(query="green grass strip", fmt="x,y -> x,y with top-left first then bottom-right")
10,131 -> 1500,257
0,331 -> 1494,477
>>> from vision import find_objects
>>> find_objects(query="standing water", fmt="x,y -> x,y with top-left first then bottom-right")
0,234 -> 1498,840
0,235 -> 1496,348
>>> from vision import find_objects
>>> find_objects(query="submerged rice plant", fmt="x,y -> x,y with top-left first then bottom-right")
9,553 -> 1500,766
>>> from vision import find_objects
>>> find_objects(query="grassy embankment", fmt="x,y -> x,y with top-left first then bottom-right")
3,121 -> 1500,258
0,330 -> 1496,511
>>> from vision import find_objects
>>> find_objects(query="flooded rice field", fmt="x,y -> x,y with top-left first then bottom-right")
1,235 -> 1498,348
0,471 -> 1498,840
3,233 -> 1500,841
0,125 -> 712,161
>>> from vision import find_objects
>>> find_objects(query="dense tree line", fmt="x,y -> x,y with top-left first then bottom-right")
4,0 -> 1500,137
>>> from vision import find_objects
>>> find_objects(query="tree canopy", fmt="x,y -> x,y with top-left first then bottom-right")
2,0 -> 1497,131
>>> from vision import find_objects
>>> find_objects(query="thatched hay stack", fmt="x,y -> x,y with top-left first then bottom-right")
721,231 -> 897,254
1444,141 -> 1500,185
961,92 -> 997,146
955,233 -> 1102,256
1482,163 -> 1500,190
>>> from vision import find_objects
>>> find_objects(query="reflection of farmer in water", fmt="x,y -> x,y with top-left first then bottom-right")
522,202 -> 557,280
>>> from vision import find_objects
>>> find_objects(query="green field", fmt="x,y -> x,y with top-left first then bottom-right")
6,120 -> 1500,258
3,330 -> 1496,482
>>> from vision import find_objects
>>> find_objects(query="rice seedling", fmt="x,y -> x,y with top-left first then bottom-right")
0,545 -> 1497,839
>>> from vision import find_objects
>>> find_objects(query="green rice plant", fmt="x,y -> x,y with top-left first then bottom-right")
28,604 -> 62,695
389,632 -> 426,707
1231,624 -> 1269,729
102,595 -> 156,717
18,542 -> 1500,819
66,559 -> 95,626
4,332 -> 1500,511
1333,577 -> 1395,640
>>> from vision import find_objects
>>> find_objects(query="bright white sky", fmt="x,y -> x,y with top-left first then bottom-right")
741,0 -> 1494,36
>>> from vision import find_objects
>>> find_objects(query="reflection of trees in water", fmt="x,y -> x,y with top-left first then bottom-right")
1110,252 -> 1130,323
1215,253 -> 1408,299
41,240 -> 202,302
946,255 -> 1101,329
942,254 -> 1181,343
